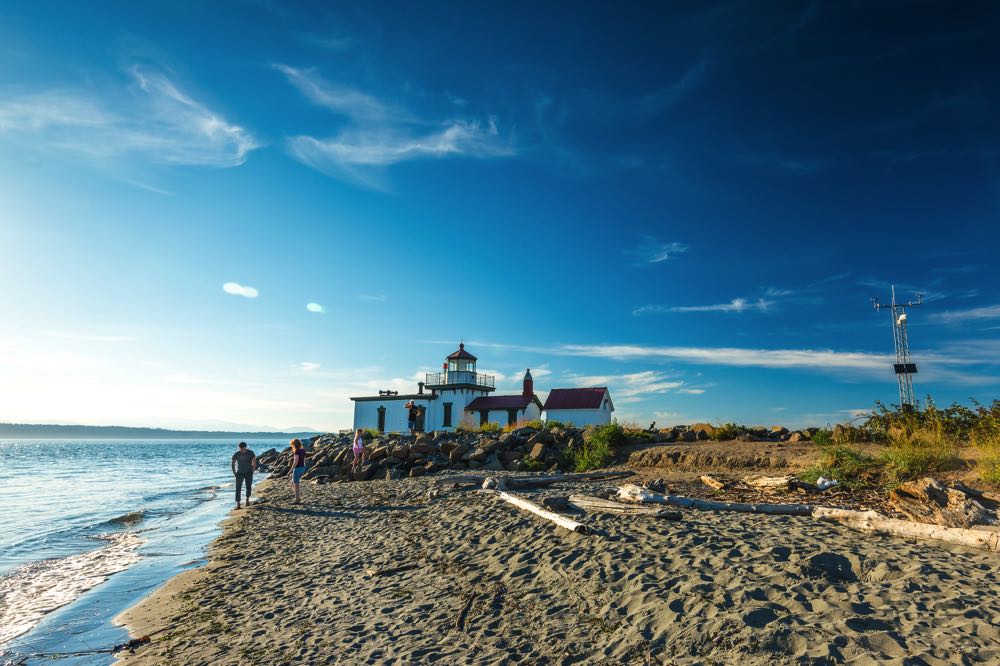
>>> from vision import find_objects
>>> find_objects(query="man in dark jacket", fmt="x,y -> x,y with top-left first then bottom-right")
231,441 -> 257,509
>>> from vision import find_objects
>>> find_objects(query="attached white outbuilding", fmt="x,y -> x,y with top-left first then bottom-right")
542,387 -> 615,427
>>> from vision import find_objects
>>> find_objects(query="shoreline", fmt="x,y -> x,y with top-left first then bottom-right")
113,470 -> 1000,665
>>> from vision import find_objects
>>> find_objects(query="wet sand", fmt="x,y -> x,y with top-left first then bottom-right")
117,476 -> 1000,665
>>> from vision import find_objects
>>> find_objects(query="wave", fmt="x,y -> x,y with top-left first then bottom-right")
105,510 -> 146,526
0,532 -> 144,646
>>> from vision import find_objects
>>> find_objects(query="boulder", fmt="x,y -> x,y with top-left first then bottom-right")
448,444 -> 469,463
527,431 -> 554,446
391,444 -> 410,458
528,442 -> 546,461
369,446 -> 389,462
478,438 -> 501,454
483,453 -> 505,471
468,448 -> 488,463
770,426 -> 789,436
788,431 -> 810,443
680,430 -> 697,443
440,440 -> 459,454
409,466 -> 427,478
690,423 -> 717,438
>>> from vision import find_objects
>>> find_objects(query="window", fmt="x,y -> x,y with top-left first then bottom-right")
443,402 -> 453,427
507,409 -> 517,426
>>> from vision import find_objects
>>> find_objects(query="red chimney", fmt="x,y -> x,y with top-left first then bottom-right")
522,368 -> 534,397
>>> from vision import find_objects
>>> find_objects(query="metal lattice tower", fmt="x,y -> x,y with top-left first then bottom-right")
872,285 -> 922,408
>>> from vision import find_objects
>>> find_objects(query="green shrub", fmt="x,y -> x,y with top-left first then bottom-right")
711,422 -> 743,441
800,445 -> 880,489
878,426 -> 963,485
362,428 -> 381,440
479,421 -> 502,434
811,429 -> 833,446
971,403 -> 1000,484
544,420 -> 564,430
522,456 -> 545,471
566,422 -> 626,472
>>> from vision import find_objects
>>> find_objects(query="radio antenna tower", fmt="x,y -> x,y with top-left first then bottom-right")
871,285 -> 923,408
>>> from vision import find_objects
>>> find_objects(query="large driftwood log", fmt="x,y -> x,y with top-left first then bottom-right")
950,480 -> 1000,505
700,475 -> 726,491
814,507 -> 1000,553
493,490 -> 590,534
615,484 -> 813,516
888,477 -> 995,528
742,475 -> 795,489
568,494 -> 682,520
482,470 -> 634,490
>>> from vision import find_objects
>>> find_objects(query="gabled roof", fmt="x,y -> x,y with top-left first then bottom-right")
542,387 -> 609,410
465,394 -> 541,411
446,343 -> 477,361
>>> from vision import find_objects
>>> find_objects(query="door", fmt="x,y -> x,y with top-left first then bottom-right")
416,407 -> 426,433
377,407 -> 386,433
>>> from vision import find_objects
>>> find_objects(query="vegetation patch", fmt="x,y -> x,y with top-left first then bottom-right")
567,422 -> 627,471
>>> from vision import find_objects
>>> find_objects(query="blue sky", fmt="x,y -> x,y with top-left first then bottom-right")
1,1 -> 998,431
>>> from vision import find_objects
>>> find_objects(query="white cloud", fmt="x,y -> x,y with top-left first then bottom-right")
40,330 -> 135,343
276,65 -> 514,187
634,298 -> 774,315
358,293 -> 387,302
306,302 -> 325,313
223,282 -> 258,298
625,236 -> 689,264
564,370 -> 685,399
0,66 -> 259,167
300,362 -> 321,372
677,388 -> 705,394
932,304 -> 1000,324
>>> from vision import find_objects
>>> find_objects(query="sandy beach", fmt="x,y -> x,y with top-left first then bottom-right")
116,471 -> 1000,665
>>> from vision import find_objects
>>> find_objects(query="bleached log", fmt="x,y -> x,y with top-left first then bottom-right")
950,480 -> 1000,506
615,484 -> 812,516
482,470 -> 634,491
742,475 -> 795,489
700,475 -> 726,491
814,507 -> 1000,553
568,494 -> 682,520
493,490 -> 590,534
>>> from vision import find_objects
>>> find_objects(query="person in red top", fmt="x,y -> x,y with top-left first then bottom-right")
289,438 -> 308,504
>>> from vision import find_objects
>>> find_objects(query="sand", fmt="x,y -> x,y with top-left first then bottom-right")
117,475 -> 1000,665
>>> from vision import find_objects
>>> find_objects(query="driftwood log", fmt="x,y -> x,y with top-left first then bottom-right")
493,490 -> 590,534
814,507 -> 1000,553
616,484 -> 813,516
888,478 -> 996,528
700,475 -> 726,491
482,470 -> 634,490
569,494 -> 682,520
951,480 -> 1000,505
742,475 -> 795,489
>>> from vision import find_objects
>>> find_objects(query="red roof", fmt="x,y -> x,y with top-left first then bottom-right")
542,387 -> 608,410
466,395 -> 537,411
446,343 -> 477,361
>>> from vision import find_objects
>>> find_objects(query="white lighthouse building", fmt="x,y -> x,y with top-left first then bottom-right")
350,343 -> 542,433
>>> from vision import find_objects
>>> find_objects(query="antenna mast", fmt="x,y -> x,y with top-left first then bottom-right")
871,285 -> 923,408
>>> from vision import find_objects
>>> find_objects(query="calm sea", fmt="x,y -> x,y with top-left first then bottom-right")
0,438 -> 290,665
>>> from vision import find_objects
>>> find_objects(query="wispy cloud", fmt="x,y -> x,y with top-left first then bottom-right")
358,293 -> 387,302
638,59 -> 708,114
634,297 -> 774,315
276,65 -> 514,188
565,370 -> 685,399
0,65 -> 258,168
932,304 -> 1000,324
40,330 -> 135,343
625,236 -> 689,265
223,282 -> 258,298
306,302 -> 325,313
299,362 -> 321,372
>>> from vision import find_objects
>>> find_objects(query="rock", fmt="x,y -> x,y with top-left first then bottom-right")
410,442 -> 434,454
333,447 -> 351,465
409,466 -> 427,478
527,430 -> 554,446
468,460 -> 483,469
441,440 -> 460,455
541,496 -> 570,511
680,430 -> 697,443
479,438 -> 500,454
369,446 -> 389,462
355,463 -> 376,481
449,444 -> 469,462
501,450 -> 522,462
690,423 -> 717,438
483,452 -> 505,471
696,429 -> 710,441
468,449 -> 488,463
528,442 -> 546,461
391,444 -> 410,458
385,468 -> 403,481
302,464 -> 341,480
770,426 -> 789,436
788,431 -> 809,443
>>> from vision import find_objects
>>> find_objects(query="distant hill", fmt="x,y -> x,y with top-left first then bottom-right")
0,423 -> 322,440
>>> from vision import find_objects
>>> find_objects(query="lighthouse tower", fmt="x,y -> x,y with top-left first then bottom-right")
423,343 -> 496,430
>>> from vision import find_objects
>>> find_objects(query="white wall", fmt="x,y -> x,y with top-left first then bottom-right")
543,406 -> 613,427
428,388 -> 490,431
467,401 -> 542,427
352,397 -> 435,433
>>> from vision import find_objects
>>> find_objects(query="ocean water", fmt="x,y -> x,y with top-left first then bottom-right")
0,438 -> 289,665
